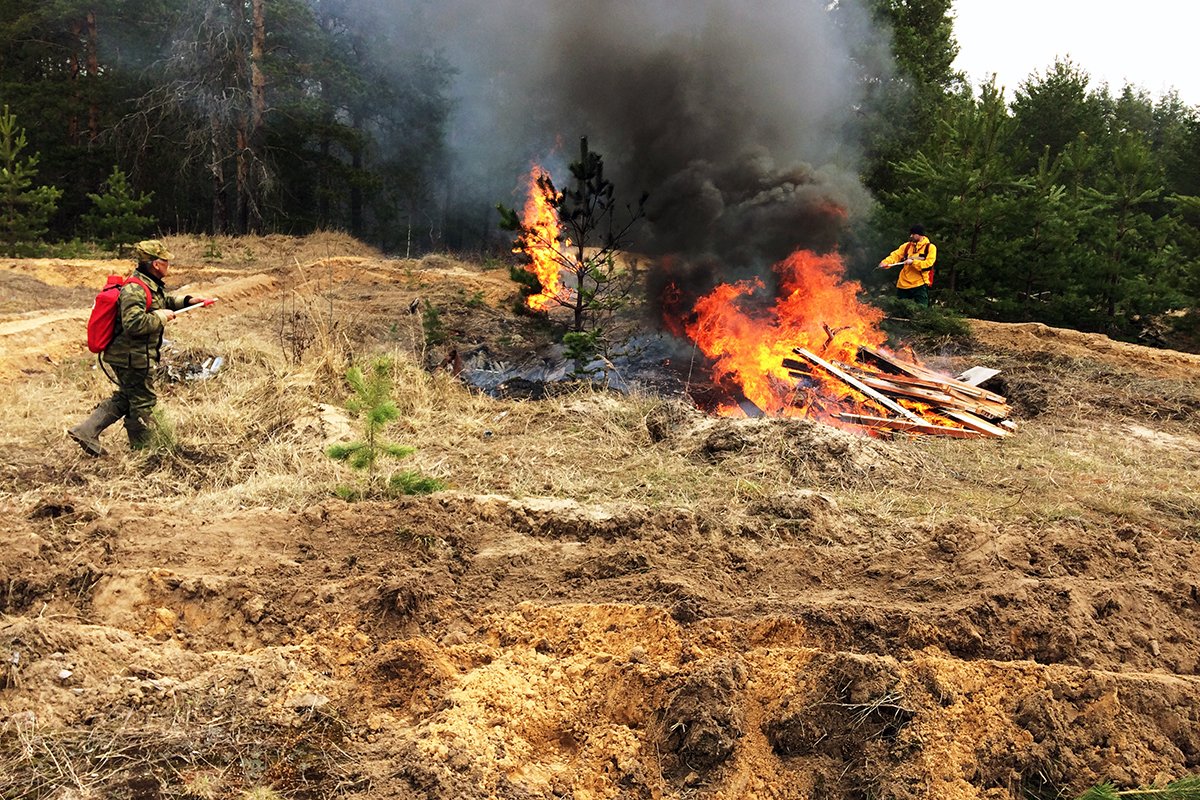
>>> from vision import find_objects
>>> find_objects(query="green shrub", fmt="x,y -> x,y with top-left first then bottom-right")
422,302 -> 447,346
877,296 -> 974,349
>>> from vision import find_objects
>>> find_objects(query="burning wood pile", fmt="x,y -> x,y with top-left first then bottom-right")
783,346 -> 1013,438
653,248 -> 1016,439
508,165 -> 1014,439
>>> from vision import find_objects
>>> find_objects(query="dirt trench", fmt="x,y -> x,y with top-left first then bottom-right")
3,489 -> 1199,800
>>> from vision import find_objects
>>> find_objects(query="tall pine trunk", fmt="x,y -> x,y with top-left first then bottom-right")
244,0 -> 265,232
86,11 -> 99,141
233,0 -> 265,233
68,20 -> 82,145
251,0 -> 266,134
210,113 -> 228,234
231,0 -> 249,234
350,113 -> 363,236
67,12 -> 102,145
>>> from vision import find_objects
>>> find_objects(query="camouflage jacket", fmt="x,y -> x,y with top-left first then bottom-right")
101,268 -> 193,370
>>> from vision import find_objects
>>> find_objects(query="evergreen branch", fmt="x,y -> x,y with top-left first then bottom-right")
349,448 -> 375,471
1078,777 -> 1200,800
367,402 -> 400,427
325,442 -> 365,461
345,366 -> 367,397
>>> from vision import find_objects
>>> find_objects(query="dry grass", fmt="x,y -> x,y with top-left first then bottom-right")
7,332 -> 1197,543
815,346 -> 1200,538
2,240 -> 1197,545
0,699 -> 353,800
162,230 -> 381,268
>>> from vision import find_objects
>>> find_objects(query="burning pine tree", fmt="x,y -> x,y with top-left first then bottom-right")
499,137 -> 647,341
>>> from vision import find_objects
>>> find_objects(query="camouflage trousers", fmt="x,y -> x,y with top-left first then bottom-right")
106,364 -> 157,448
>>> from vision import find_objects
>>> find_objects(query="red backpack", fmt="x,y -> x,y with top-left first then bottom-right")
86,275 -> 151,353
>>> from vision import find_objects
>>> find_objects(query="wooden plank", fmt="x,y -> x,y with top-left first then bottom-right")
836,413 -> 984,438
855,374 -> 1010,419
858,346 -> 1007,404
858,375 -> 958,405
858,346 -> 932,379
848,365 -> 1007,405
781,357 -> 811,373
794,348 -> 926,424
738,399 -> 765,419
790,353 -> 1010,420
938,408 -> 1009,437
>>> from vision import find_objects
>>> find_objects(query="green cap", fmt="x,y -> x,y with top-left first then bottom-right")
134,239 -> 173,261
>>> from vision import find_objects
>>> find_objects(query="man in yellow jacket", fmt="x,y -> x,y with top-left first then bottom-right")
879,224 -> 936,307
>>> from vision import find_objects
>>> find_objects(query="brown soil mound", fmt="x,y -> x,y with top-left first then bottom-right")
969,319 -> 1200,380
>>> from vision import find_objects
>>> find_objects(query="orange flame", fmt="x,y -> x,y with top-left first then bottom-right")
515,165 -> 571,311
682,249 -> 887,418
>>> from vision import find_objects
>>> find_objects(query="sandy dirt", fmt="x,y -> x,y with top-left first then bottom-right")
968,319 -> 1200,380
1,238 -> 1198,799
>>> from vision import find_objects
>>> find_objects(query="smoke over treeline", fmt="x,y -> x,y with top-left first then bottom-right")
4,0 -> 887,277
416,0 -> 882,272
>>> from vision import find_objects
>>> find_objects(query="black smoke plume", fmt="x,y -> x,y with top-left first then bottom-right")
419,0 -> 884,307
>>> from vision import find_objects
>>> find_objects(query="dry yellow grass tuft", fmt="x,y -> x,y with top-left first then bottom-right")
162,230 -> 381,267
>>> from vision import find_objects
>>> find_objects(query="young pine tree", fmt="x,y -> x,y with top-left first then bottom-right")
0,106 -> 62,256
326,357 -> 444,499
498,137 -> 647,335
83,166 -> 156,251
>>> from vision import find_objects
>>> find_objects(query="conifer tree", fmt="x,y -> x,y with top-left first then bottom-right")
498,137 -> 646,368
1078,132 -> 1176,331
326,357 -> 444,499
0,106 -> 62,256
82,166 -> 155,251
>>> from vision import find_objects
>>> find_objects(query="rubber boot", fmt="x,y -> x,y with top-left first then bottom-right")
126,411 -> 153,451
67,399 -> 123,456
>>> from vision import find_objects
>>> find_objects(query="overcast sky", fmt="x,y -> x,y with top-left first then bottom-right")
951,1 -> 1197,106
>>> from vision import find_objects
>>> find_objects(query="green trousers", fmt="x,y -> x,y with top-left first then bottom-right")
107,364 -> 157,447
896,284 -> 930,307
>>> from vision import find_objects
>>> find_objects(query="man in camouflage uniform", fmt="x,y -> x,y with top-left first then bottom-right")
68,240 -> 210,455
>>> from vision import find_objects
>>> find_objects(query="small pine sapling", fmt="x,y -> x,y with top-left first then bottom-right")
1077,776 -> 1200,800
422,301 -> 447,347
326,357 -> 444,498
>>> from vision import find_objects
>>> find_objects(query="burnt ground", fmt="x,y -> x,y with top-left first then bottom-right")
1,236 -> 1199,800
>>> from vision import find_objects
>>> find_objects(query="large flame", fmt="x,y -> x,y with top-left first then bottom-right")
515,165 -> 570,312
681,249 -> 887,418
